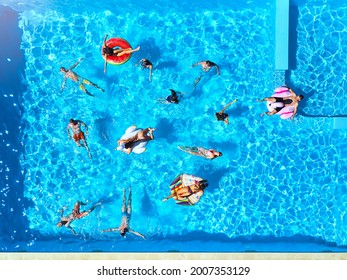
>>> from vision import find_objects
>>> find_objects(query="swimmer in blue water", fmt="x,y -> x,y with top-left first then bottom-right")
101,188 -> 145,239
191,60 -> 220,86
157,89 -> 186,104
56,201 -> 101,236
60,58 -> 105,96
215,99 -> 238,124
136,58 -> 153,82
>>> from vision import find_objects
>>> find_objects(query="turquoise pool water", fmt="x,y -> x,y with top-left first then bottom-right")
1,0 -> 347,252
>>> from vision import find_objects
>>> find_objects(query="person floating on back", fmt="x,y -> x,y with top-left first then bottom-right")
56,200 -> 101,235
101,187 -> 145,239
162,174 -> 209,206
215,99 -> 238,124
67,118 -> 92,158
191,60 -> 220,86
60,58 -> 105,96
136,58 -> 153,82
117,127 -> 155,154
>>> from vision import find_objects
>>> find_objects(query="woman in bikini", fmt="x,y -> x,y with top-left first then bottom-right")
178,146 -> 222,160
215,99 -> 238,124
162,179 -> 209,205
102,34 -> 140,73
117,127 -> 156,154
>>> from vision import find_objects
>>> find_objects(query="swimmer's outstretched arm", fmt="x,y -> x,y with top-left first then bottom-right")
220,99 -> 238,113
135,59 -> 145,67
69,58 -> 83,70
214,64 -> 220,75
60,77 -> 67,92
191,61 -> 202,67
291,105 -> 299,119
103,34 -> 108,45
149,65 -> 152,82
101,227 -> 120,233
79,121 -> 89,134
129,230 -> 146,240
66,125 -> 72,138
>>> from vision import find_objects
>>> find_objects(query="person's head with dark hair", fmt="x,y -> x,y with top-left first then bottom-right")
206,60 -> 211,66
120,228 -> 129,237
169,89 -> 179,103
69,119 -> 78,125
299,95 -> 304,100
198,180 -> 209,190
60,67 -> 67,72
56,220 -> 68,227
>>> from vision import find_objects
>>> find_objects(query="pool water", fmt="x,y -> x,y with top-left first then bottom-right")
1,0 -> 347,252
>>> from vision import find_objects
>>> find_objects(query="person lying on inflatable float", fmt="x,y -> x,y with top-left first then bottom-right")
116,126 -> 156,154
162,174 -> 209,206
102,34 -> 140,73
178,146 -> 222,160
258,85 -> 304,119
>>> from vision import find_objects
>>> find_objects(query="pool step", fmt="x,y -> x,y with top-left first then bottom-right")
333,118 -> 347,129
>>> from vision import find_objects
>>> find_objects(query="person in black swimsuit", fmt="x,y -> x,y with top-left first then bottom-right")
136,58 -> 153,81
258,87 -> 304,119
215,99 -> 238,124
102,34 -> 140,73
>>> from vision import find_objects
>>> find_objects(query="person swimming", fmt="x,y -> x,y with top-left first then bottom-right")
215,99 -> 238,124
166,89 -> 179,104
178,146 -> 222,160
136,58 -> 153,81
60,58 -> 104,96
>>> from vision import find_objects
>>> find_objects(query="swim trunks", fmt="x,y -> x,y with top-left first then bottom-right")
73,132 -> 85,142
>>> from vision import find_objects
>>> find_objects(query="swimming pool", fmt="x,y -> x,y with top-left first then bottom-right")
1,0 -> 347,252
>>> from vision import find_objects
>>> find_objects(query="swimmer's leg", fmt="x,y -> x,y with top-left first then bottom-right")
74,139 -> 82,147
121,188 -> 127,213
88,202 -> 101,213
79,84 -> 95,97
83,79 -> 105,92
127,187 -> 132,215
194,76 -> 201,86
82,139 -> 92,158
178,146 -> 199,156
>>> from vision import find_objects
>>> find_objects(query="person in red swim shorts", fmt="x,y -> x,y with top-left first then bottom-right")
56,201 -> 101,235
66,118 -> 92,158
